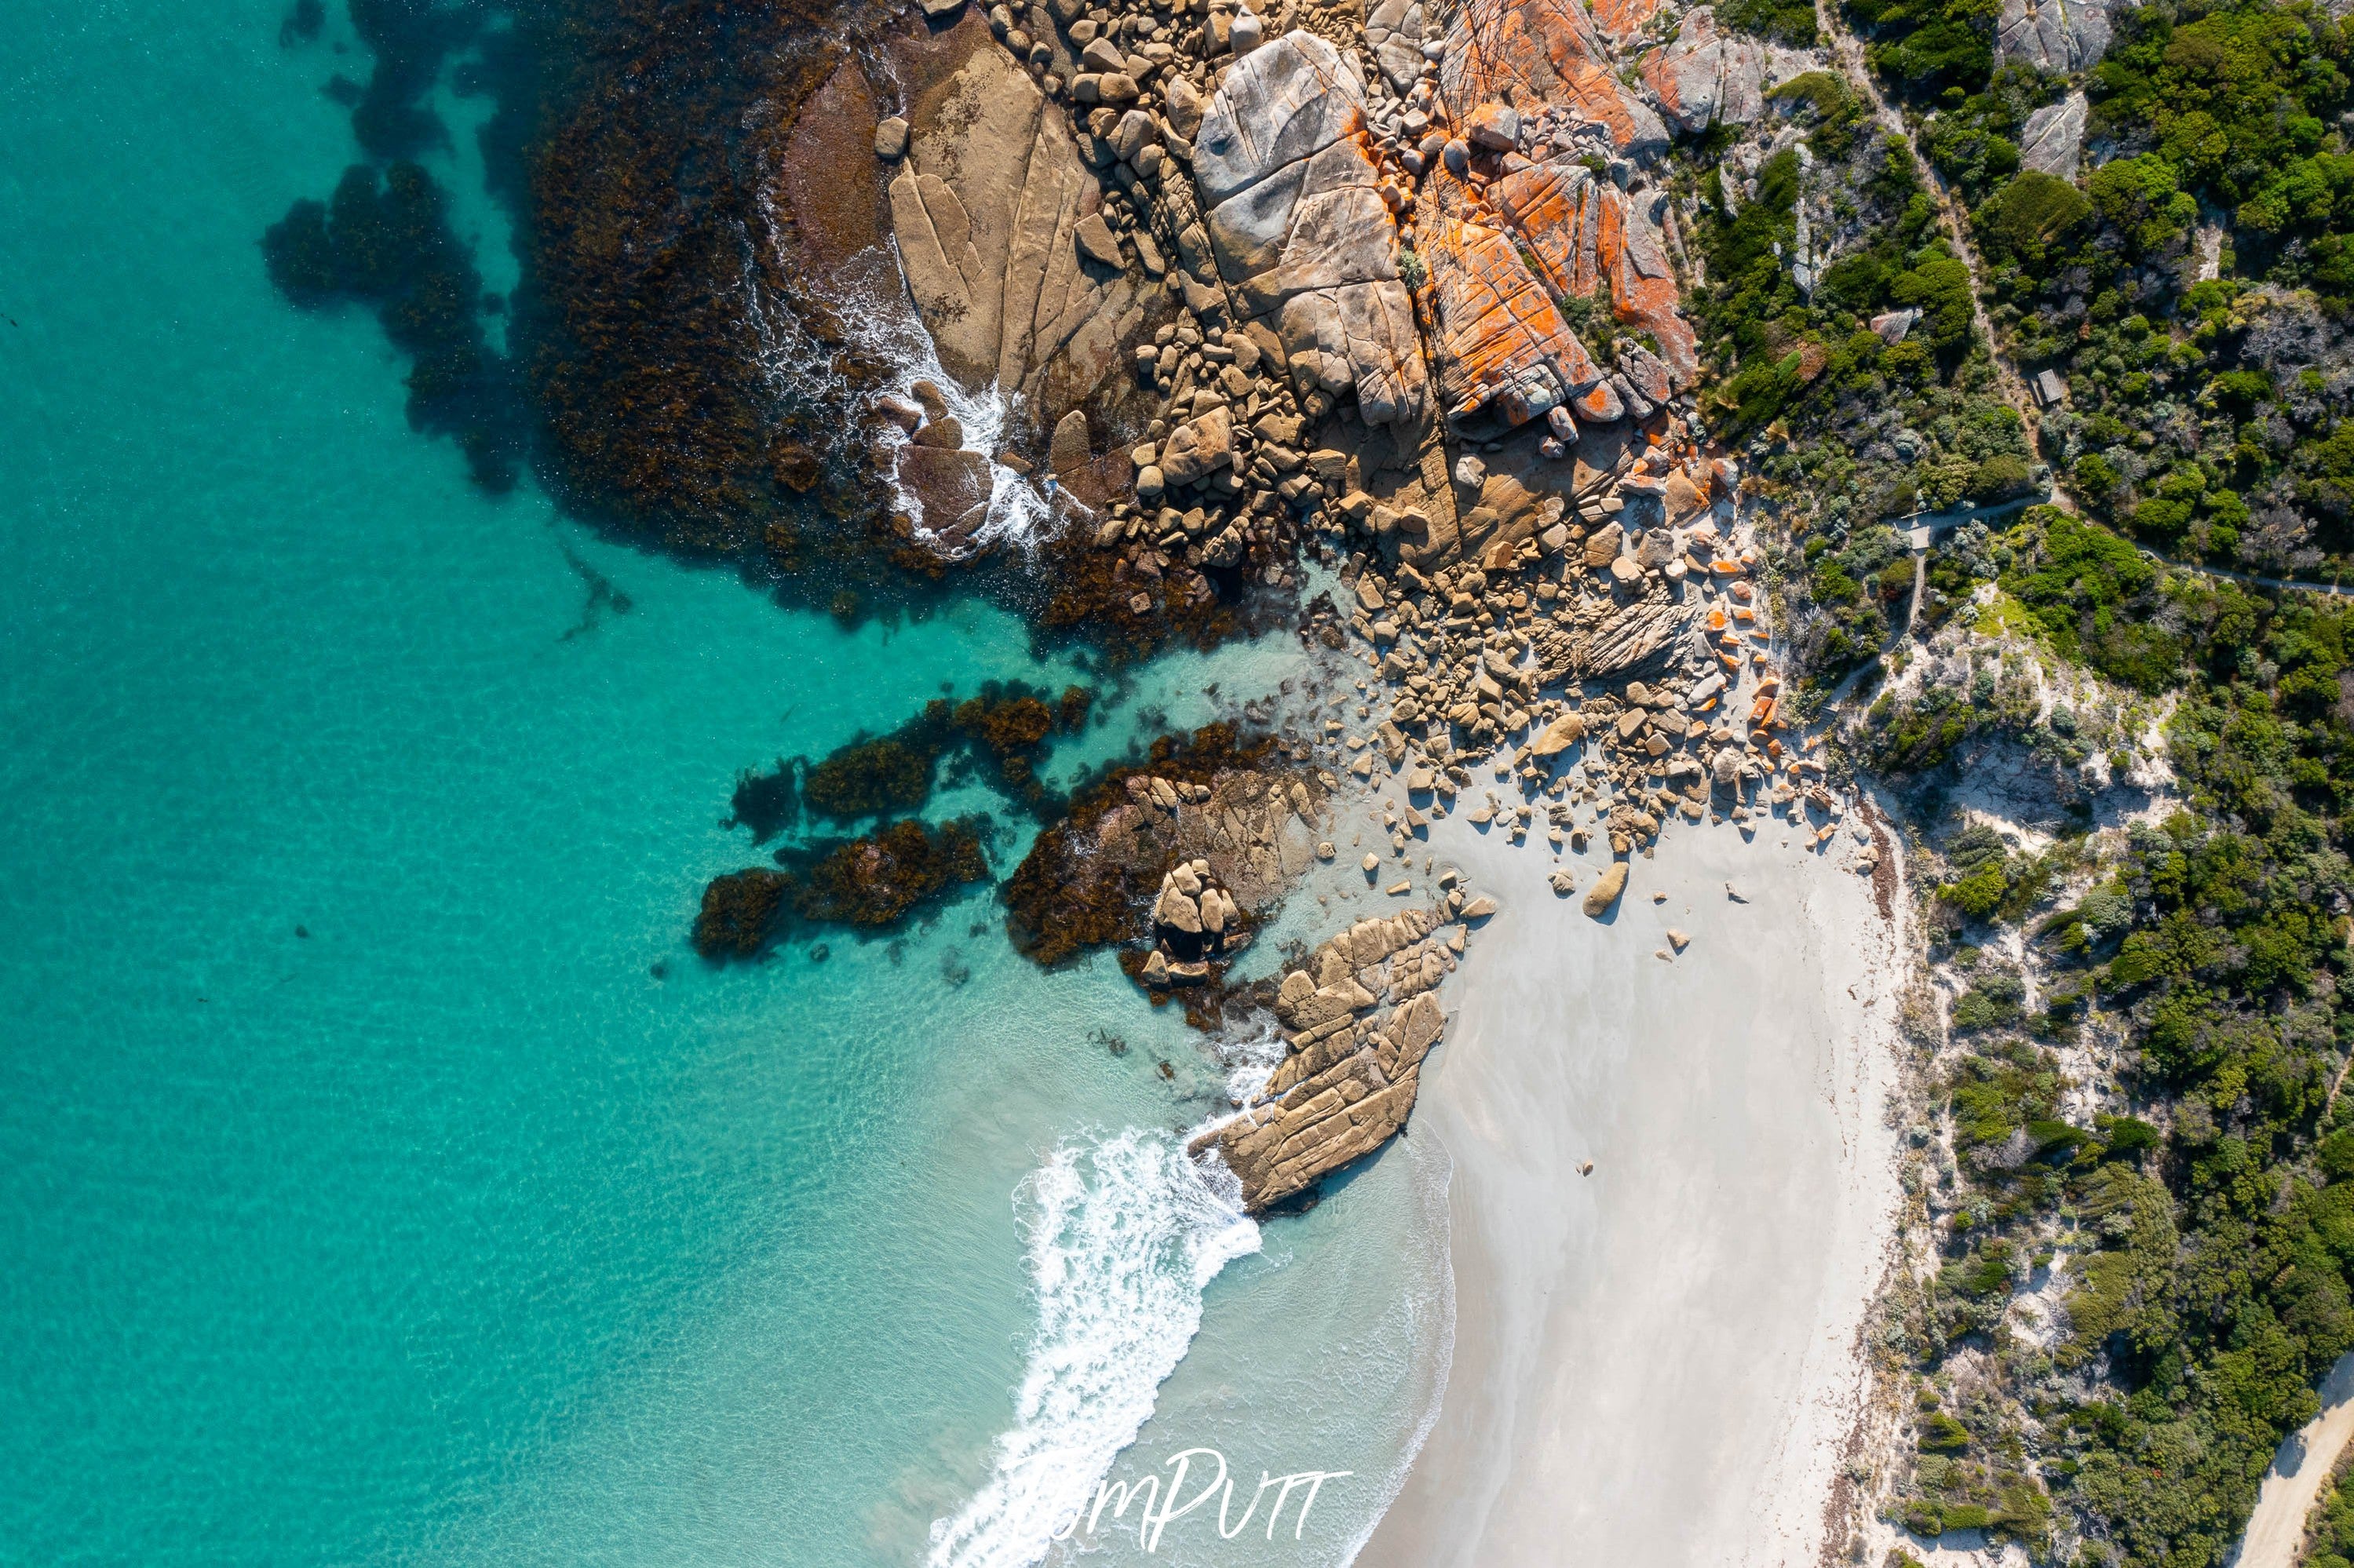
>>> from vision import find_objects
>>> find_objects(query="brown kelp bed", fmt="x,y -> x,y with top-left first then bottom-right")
692,818 -> 993,958
264,0 -> 1308,658
692,682 -> 1094,960
726,682 -> 1097,841
1002,721 -> 1279,968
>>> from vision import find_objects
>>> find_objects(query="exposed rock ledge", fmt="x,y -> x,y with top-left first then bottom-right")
1192,907 -> 1462,1210
887,24 -> 1153,416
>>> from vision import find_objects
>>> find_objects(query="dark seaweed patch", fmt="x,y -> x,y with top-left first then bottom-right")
726,682 -> 1096,841
556,538 -> 631,639
281,0 -> 325,46
692,818 -> 992,961
726,760 -> 803,844
264,161 -> 522,490
343,0 -> 477,159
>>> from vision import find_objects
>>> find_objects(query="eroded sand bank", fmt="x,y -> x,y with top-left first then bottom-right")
1359,808 -> 1905,1567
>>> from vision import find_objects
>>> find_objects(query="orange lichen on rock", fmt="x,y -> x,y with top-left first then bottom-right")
1437,0 -> 1669,158
1586,0 -> 1666,46
1488,159 -> 1608,296
1420,149 -> 1696,421
1418,186 -> 1606,426
1595,185 -> 1698,388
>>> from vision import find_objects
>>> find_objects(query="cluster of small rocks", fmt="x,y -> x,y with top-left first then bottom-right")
1307,458 -> 1889,913
874,377 -> 968,454
891,0 -> 1886,1209
976,0 -> 1344,606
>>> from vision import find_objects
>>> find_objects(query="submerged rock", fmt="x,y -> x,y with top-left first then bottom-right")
1003,724 -> 1316,967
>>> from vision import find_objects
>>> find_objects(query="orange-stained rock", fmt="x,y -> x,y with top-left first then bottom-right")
1599,185 -> 1698,388
1432,154 -> 1699,397
1488,159 -> 1609,294
1437,0 -> 1669,158
1418,192 -> 1608,429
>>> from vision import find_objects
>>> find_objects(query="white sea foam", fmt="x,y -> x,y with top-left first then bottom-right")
926,1127 -> 1261,1568
1218,1023 -> 1289,1111
818,247 -> 1074,559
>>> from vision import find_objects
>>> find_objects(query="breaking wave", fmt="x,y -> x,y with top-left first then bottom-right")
925,1127 -> 1261,1568
824,246 -> 1075,558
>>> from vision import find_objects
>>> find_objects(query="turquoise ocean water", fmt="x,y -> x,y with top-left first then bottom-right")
0,4 -> 1448,1564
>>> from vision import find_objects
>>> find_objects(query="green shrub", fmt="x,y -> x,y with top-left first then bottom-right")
1973,453 -> 2033,501
1919,1411 -> 1973,1452
1976,170 -> 2093,266
1724,0 -> 1823,46
2320,1125 -> 2354,1183
2102,1116 -> 2160,1159
1944,862 -> 2009,918
1954,972 -> 2026,1029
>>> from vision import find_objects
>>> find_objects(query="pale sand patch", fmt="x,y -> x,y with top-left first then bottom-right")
1356,805 -> 1907,1568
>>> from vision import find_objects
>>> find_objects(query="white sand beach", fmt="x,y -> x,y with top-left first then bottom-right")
1358,804 -> 1907,1567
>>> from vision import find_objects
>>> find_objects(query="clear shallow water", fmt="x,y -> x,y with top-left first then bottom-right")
0,4 -> 1449,1566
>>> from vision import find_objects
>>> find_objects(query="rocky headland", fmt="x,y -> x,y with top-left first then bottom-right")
265,0 -> 2354,1555
821,0 -> 1914,1224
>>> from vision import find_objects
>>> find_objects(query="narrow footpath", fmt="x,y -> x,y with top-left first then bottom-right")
2231,1352 -> 2354,1568
1805,15 -> 2354,1559
1810,0 -> 2354,603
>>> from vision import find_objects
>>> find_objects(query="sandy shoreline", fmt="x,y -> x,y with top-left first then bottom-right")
1356,804 -> 1907,1567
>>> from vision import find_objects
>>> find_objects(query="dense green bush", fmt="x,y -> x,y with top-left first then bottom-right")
1845,0 -> 2000,98
1914,0 -> 2354,571
1719,0 -> 1821,46
1872,547 -> 2354,1563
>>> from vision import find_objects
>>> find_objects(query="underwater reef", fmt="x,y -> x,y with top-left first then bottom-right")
692,816 -> 992,960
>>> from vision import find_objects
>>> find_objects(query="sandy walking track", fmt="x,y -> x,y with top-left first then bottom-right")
1359,810 -> 1905,1567
2230,1353 -> 2354,1568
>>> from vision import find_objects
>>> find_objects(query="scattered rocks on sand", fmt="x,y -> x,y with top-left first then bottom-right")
887,0 -> 1851,1212
1583,859 -> 1629,916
